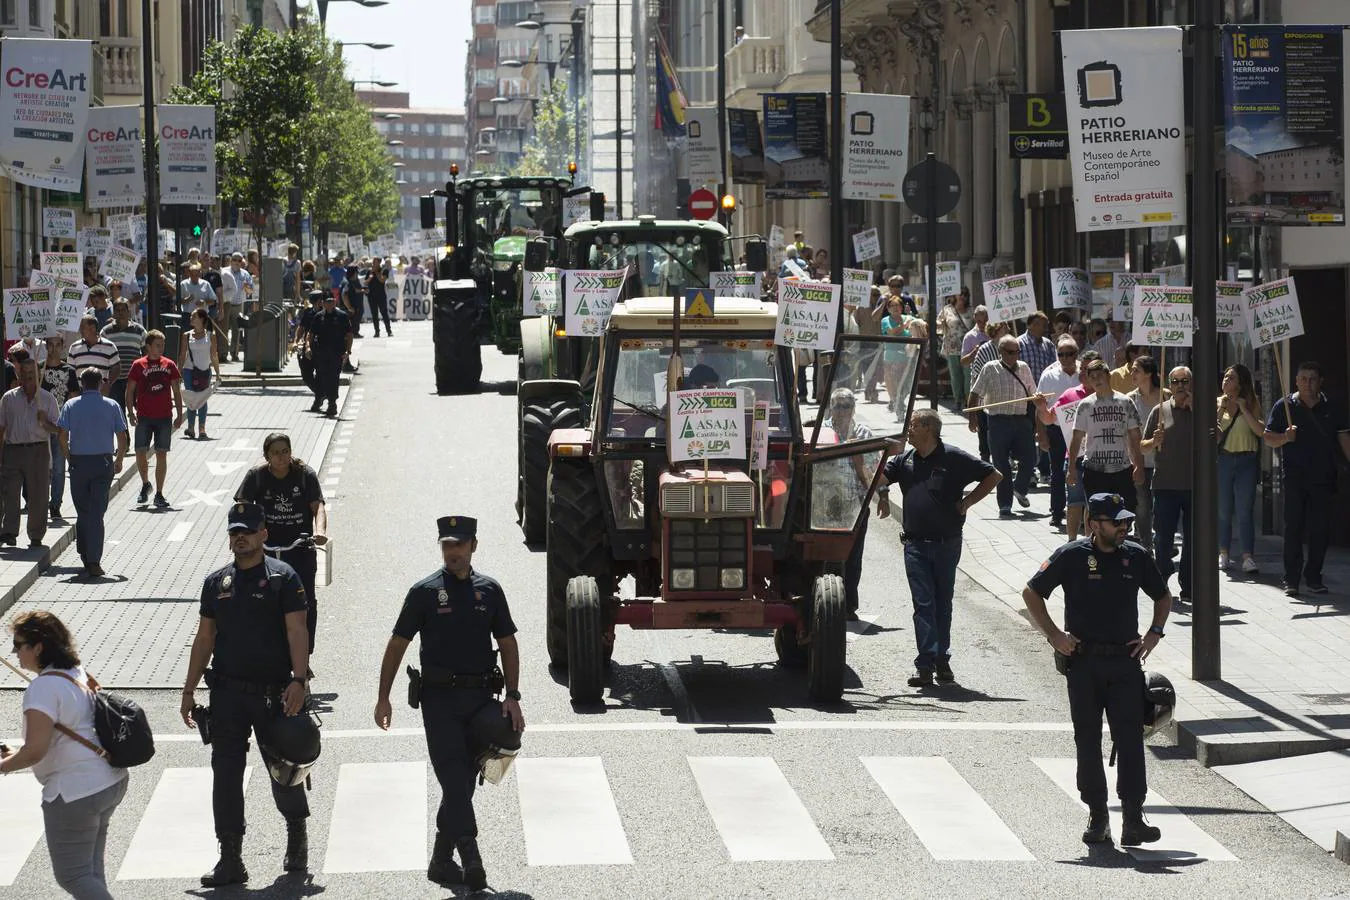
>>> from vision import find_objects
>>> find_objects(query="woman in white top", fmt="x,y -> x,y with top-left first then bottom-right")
1126,355 -> 1166,553
1,611 -> 127,899
178,307 -> 220,440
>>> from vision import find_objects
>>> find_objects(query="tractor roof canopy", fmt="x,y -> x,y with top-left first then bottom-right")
456,175 -> 573,195
609,297 -> 778,332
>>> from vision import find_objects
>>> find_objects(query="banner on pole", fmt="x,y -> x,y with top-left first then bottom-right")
843,93 -> 910,201
684,107 -> 722,185
1131,285 -> 1193,347
85,104 -> 145,209
0,39 -> 93,191
158,105 -> 217,205
525,269 -> 561,316
728,107 -> 765,184
1243,277 -> 1305,347
563,269 -> 627,336
709,271 -> 762,298
774,279 -> 840,350
1110,271 -> 1161,321
42,208 -> 76,239
1050,267 -> 1092,310
1215,281 -> 1248,334
983,273 -> 1038,324
669,389 -> 747,463
1061,27 -> 1187,232
763,93 -> 829,199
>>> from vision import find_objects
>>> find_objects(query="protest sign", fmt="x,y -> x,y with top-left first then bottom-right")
400,273 -> 433,321
1242,278 -> 1304,348
1054,397 -> 1084,447
1215,282 -> 1247,334
564,269 -> 627,336
1110,271 -> 1161,321
76,229 -> 111,262
525,269 -> 561,316
751,401 -> 770,471
851,227 -> 881,263
842,268 -> 872,309
669,389 -> 747,463
108,213 -> 134,243
982,273 -> 1038,324
934,261 -> 961,302
102,245 -> 140,283
3,288 -> 55,340
564,193 -> 591,228
1049,267 -> 1092,310
42,208 -> 76,239
54,287 -> 87,334
328,232 -> 348,259
710,271 -> 762,298
1131,285 -> 1193,347
775,279 -> 840,351
769,224 -> 785,250
1153,263 -> 1187,287
41,252 -> 83,280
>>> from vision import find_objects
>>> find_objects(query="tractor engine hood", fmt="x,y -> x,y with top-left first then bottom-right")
659,468 -> 755,518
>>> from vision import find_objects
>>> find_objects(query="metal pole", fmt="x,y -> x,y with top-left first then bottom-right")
926,45 -> 940,408
1191,0 -> 1220,680
829,0 -> 842,291
615,0 -> 623,216
716,0 -> 728,217
141,0 -> 160,330
572,17 -> 582,167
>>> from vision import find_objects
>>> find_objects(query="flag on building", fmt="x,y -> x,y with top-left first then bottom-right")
654,32 -> 687,138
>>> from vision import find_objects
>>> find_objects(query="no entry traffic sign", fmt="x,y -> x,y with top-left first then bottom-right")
688,188 -> 718,220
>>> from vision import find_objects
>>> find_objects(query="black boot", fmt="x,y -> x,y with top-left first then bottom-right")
309,398 -> 322,412
1121,799 -> 1161,845
283,818 -> 308,872
457,836 -> 487,891
1082,804 -> 1112,844
201,833 -> 248,886
426,832 -> 462,885
325,402 -> 338,418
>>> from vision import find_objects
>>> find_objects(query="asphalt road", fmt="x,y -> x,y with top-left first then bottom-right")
1,323 -> 1347,899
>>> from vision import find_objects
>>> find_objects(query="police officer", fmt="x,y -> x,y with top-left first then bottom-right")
295,290 -> 325,408
1022,492 -> 1172,847
181,501 -> 313,885
374,516 -> 524,891
308,292 -> 352,417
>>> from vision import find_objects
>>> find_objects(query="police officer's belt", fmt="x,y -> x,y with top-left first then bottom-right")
1074,641 -> 1134,657
420,665 -> 503,690
206,669 -> 288,695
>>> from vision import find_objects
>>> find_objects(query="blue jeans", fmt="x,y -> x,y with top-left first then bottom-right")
1218,452 -> 1258,555
1152,488 -> 1193,596
187,402 -> 208,431
1047,425 -> 1067,517
70,454 -> 114,567
49,433 -> 66,510
986,415 -> 1035,511
904,536 -> 963,670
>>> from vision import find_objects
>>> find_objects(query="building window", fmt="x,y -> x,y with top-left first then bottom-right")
475,67 -> 496,86
496,1 -> 532,27
473,4 -> 493,24
408,146 -> 420,160
409,122 -> 421,135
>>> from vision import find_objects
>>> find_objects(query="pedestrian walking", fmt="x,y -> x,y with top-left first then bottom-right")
1110,344 -> 1143,395
968,335 -> 1039,517
1037,336 -> 1082,530
98,299 -> 146,414
878,408 -> 1000,687
181,501 -> 315,886
282,244 -> 302,302
294,291 -> 324,403
1067,359 -> 1144,513
219,253 -> 250,362
1091,318 -> 1128,368
938,287 -> 975,407
308,293 -> 352,417
964,316 -> 1009,463
854,285 -> 887,402
1022,492 -> 1172,847
821,389 -> 877,619
57,368 -> 127,577
1038,351 -> 1102,541
1217,364 -> 1264,574
124,331 -> 184,508
344,265 -> 366,338
374,516 -> 524,891
41,338 -> 80,521
1263,361 -> 1350,596
1125,355 -> 1164,552
234,434 -> 328,653
83,286 -> 112,330
180,264 -> 217,317
1143,367 -> 1194,602
367,256 -> 393,337
178,308 -> 219,440
0,611 -> 129,899
0,358 -> 62,547
67,317 -> 120,399
881,296 -> 918,420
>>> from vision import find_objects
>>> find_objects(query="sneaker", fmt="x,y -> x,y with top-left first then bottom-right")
1283,582 -> 1300,598
1049,514 -> 1064,528
998,508 -> 1015,519
1306,581 -> 1329,595
154,493 -> 170,509
1241,556 -> 1259,575
137,482 -> 152,505
49,504 -> 61,520
1218,551 -> 1229,570
1014,490 -> 1030,508
184,427 -> 195,440
907,668 -> 935,688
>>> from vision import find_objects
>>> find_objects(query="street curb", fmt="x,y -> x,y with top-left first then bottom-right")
1176,720 -> 1350,768
1336,830 -> 1350,865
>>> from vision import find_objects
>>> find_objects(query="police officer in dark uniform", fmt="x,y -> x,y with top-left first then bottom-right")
374,516 -> 524,891
181,501 -> 313,886
295,290 -> 325,407
1022,493 -> 1172,847
308,292 -> 352,417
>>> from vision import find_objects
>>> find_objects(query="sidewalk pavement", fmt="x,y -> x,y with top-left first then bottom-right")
843,394 -> 1350,767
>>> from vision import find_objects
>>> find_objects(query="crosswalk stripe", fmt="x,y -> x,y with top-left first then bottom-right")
323,762 -> 426,873
0,774 -> 43,886
1033,758 -> 1238,862
515,757 -> 633,866
117,767 -> 252,880
166,522 -> 193,542
863,757 -> 1034,861
688,757 -> 834,862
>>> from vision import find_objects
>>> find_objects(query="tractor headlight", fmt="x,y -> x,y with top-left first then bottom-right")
671,568 -> 696,590
720,568 -> 745,590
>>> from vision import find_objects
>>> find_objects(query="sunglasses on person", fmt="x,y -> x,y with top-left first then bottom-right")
1169,377 -> 1191,386
1091,517 -> 1128,527
12,641 -> 29,653
1058,350 -> 1078,358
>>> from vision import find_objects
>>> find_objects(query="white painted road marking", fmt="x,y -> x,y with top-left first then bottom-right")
179,488 -> 231,508
1034,758 -> 1238,862
118,767 -> 253,880
0,774 -> 43,886
205,460 -> 249,477
846,611 -> 880,642
323,762 -> 427,873
863,757 -> 1034,861
213,438 -> 254,453
166,521 -> 193,542
688,757 -> 833,861
515,757 -> 633,866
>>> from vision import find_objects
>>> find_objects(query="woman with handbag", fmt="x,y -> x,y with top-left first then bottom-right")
1217,364 -> 1265,574
1,611 -> 128,900
178,307 -> 220,440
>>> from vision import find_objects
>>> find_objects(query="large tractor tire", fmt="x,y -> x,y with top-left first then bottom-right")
565,576 -> 605,703
774,624 -> 808,669
518,398 -> 583,544
433,281 -> 483,394
807,574 -> 847,703
545,459 -> 609,668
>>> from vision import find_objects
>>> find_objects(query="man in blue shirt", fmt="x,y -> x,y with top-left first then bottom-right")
57,367 -> 128,577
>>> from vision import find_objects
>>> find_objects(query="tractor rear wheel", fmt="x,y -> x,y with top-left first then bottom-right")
565,576 -> 605,703
807,574 -> 847,702
433,291 -> 483,394
545,459 -> 609,667
519,398 -> 582,545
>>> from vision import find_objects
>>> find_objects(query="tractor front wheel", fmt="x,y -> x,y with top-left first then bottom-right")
807,574 -> 847,702
565,576 -> 605,703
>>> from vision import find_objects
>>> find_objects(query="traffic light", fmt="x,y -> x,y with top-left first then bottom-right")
285,211 -> 302,245
191,223 -> 204,239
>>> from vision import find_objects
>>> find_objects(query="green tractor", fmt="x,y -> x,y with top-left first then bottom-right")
515,216 -> 754,544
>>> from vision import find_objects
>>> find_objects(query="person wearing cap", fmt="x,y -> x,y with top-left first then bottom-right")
181,501 -> 312,886
1022,492 -> 1172,849
374,516 -> 523,891
308,291 -> 352,417
294,290 -> 326,404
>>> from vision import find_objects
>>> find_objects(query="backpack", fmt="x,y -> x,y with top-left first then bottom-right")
41,671 -> 156,769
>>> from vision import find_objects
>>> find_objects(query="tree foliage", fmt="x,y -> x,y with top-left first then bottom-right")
507,77 -> 586,178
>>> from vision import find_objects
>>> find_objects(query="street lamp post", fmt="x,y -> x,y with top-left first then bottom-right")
141,0 -> 159,329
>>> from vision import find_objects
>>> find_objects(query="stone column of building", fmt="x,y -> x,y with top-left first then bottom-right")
970,89 -> 994,266
994,88 -> 1015,266
952,92 -> 975,270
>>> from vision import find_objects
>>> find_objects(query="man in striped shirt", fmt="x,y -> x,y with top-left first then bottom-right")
68,316 -> 121,399
100,299 -> 146,414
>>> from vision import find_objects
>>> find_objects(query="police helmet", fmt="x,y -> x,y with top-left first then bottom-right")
467,702 -> 521,785
257,709 -> 322,787
1142,671 -> 1176,738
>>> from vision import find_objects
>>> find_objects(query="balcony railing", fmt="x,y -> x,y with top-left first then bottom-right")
725,36 -> 784,98
100,36 -> 141,96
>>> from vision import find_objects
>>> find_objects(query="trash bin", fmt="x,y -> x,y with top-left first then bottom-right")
160,313 -> 184,363
240,302 -> 288,372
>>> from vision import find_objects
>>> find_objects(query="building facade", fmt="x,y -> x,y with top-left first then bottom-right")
361,90 -> 468,237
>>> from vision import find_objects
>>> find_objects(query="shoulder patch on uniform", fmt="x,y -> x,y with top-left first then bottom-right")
222,575 -> 232,589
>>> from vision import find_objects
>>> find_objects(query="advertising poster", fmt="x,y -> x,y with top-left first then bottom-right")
851,228 -> 881,263
1050,267 -> 1092,310
1111,271 -> 1161,321
563,269 -> 628,336
3,288 -> 55,340
669,389 -> 747,464
728,107 -> 765,184
1009,93 -> 1069,159
41,252 -> 83,280
842,93 -> 910,201
684,107 -> 722,185
763,93 -> 828,199
525,269 -> 560,316
710,271 -> 762,298
775,279 -> 840,350
42,207 -> 76,239
0,39 -> 93,191
1242,277 -> 1305,347
842,268 -> 873,308
982,273 -> 1038,325
1061,27 -> 1187,232
158,105 -> 217,205
1224,25 -> 1346,225
1215,281 -> 1248,334
1131,285 -> 1193,347
84,104 -> 144,209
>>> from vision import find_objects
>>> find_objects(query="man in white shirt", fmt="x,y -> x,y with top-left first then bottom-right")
968,335 -> 1040,517
1037,336 -> 1082,529
1091,319 -> 1128,368
219,253 -> 251,362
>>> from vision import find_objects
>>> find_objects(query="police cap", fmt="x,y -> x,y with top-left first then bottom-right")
307,289 -> 327,303
437,516 -> 477,543
1087,492 -> 1134,522
227,501 -> 266,533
